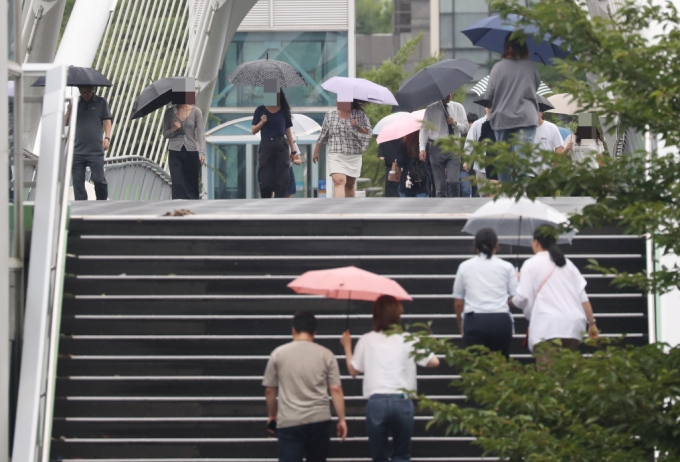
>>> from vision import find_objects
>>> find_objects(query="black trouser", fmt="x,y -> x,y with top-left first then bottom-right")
72,153 -> 108,201
276,420 -> 331,462
463,312 -> 513,358
168,147 -> 200,200
384,166 -> 400,198
258,136 -> 290,198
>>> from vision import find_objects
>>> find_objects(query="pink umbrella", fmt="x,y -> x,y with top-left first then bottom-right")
288,266 -> 412,328
376,109 -> 426,144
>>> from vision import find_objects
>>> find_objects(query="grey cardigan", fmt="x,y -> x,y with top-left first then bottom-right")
163,105 -> 206,154
486,59 -> 541,131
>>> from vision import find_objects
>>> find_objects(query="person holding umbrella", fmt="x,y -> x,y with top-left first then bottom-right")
64,85 -> 113,201
312,100 -> 372,198
510,225 -> 599,366
162,98 -> 206,200
418,93 -> 469,197
340,295 -> 439,462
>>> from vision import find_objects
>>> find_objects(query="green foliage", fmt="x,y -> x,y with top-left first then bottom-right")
406,329 -> 680,461
356,0 -> 393,35
438,0 -> 680,294
358,34 -> 441,193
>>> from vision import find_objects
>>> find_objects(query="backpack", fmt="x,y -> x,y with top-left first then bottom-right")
405,158 -> 428,189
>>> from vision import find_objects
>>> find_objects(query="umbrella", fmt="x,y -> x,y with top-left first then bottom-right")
228,59 -> 306,88
130,76 -> 195,120
471,75 -> 552,96
291,114 -> 321,135
394,59 -> 479,112
462,14 -> 569,65
373,112 -> 409,135
288,266 -> 412,329
463,197 -> 577,267
321,77 -> 398,106
546,93 -> 598,115
376,109 -> 426,144
473,97 -> 491,108
32,66 -> 112,87
537,94 -> 554,112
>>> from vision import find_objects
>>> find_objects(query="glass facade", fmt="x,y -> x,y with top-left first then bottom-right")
213,31 -> 349,108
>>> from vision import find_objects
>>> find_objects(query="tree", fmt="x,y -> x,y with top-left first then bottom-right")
407,332 -> 680,461
358,33 -> 439,193
439,0 -> 680,294
356,0 -> 393,35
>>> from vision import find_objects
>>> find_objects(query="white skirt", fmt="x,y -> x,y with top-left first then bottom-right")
327,151 -> 362,178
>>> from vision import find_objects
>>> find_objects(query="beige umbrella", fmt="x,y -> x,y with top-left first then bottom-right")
546,93 -> 598,115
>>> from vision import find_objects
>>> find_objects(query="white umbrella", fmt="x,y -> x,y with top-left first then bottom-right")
373,112 -> 409,135
546,93 -> 599,115
321,77 -> 398,106
291,114 -> 321,135
463,197 -> 577,248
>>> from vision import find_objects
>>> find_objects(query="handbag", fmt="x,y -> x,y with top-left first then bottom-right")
522,264 -> 556,347
387,160 -> 401,182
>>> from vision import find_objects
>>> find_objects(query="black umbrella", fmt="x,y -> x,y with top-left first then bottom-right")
394,59 -> 479,112
227,59 -> 306,87
32,66 -> 113,87
473,97 -> 492,108
130,76 -> 195,120
537,94 -> 555,112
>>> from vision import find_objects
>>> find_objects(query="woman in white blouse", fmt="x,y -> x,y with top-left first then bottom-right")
453,228 -> 518,358
340,295 -> 439,462
511,225 -> 599,359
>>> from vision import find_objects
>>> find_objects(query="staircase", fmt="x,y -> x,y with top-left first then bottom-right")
51,201 -> 649,461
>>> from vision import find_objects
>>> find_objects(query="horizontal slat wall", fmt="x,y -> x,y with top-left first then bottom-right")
239,0 -> 349,31
238,0 -> 271,29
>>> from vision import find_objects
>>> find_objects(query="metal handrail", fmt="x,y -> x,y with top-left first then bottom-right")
12,64 -> 74,462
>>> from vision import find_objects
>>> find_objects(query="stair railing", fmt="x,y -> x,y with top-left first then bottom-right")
12,63 -> 75,462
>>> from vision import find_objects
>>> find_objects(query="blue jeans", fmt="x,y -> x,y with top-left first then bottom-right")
459,169 -> 478,197
276,420 -> 331,462
366,394 -> 415,462
493,126 -> 537,182
398,192 -> 429,198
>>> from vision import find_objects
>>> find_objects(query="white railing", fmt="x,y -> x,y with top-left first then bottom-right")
11,63 -> 75,462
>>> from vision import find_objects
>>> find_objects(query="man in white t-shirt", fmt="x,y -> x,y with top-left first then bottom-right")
534,111 -> 568,173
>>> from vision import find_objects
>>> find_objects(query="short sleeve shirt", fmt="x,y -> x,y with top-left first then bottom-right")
252,105 -> 292,139
534,120 -> 564,172
563,134 -> 603,169
453,254 -> 518,313
262,340 -> 341,429
74,94 -> 112,156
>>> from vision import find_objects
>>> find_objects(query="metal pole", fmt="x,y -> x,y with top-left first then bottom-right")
0,1 -> 12,462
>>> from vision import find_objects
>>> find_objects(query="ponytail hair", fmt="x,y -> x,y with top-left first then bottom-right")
474,227 -> 498,259
533,225 -> 566,267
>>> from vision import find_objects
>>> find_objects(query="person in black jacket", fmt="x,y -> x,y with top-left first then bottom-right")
379,139 -> 402,197
397,132 -> 431,197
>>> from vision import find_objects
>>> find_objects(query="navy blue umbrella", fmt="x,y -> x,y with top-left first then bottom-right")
462,14 -> 569,65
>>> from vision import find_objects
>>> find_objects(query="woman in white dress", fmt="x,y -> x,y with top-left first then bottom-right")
313,100 -> 372,198
511,225 -> 599,363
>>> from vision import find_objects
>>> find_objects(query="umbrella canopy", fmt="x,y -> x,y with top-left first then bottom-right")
291,114 -> 321,135
287,266 -> 412,302
462,197 -> 577,247
394,59 -> 478,112
546,93 -> 597,115
537,94 -> 554,112
373,112 -> 409,135
130,77 -> 195,120
376,109 -> 426,144
321,77 -> 398,106
473,97 -> 491,108
471,75 -> 552,97
32,66 -> 112,87
462,14 -> 569,65
227,59 -> 306,88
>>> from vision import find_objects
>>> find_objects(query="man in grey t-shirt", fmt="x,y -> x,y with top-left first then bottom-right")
65,86 -> 112,200
263,311 -> 347,462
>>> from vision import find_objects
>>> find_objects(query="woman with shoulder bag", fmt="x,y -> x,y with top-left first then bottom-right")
313,100 -> 372,198
510,225 -> 599,366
